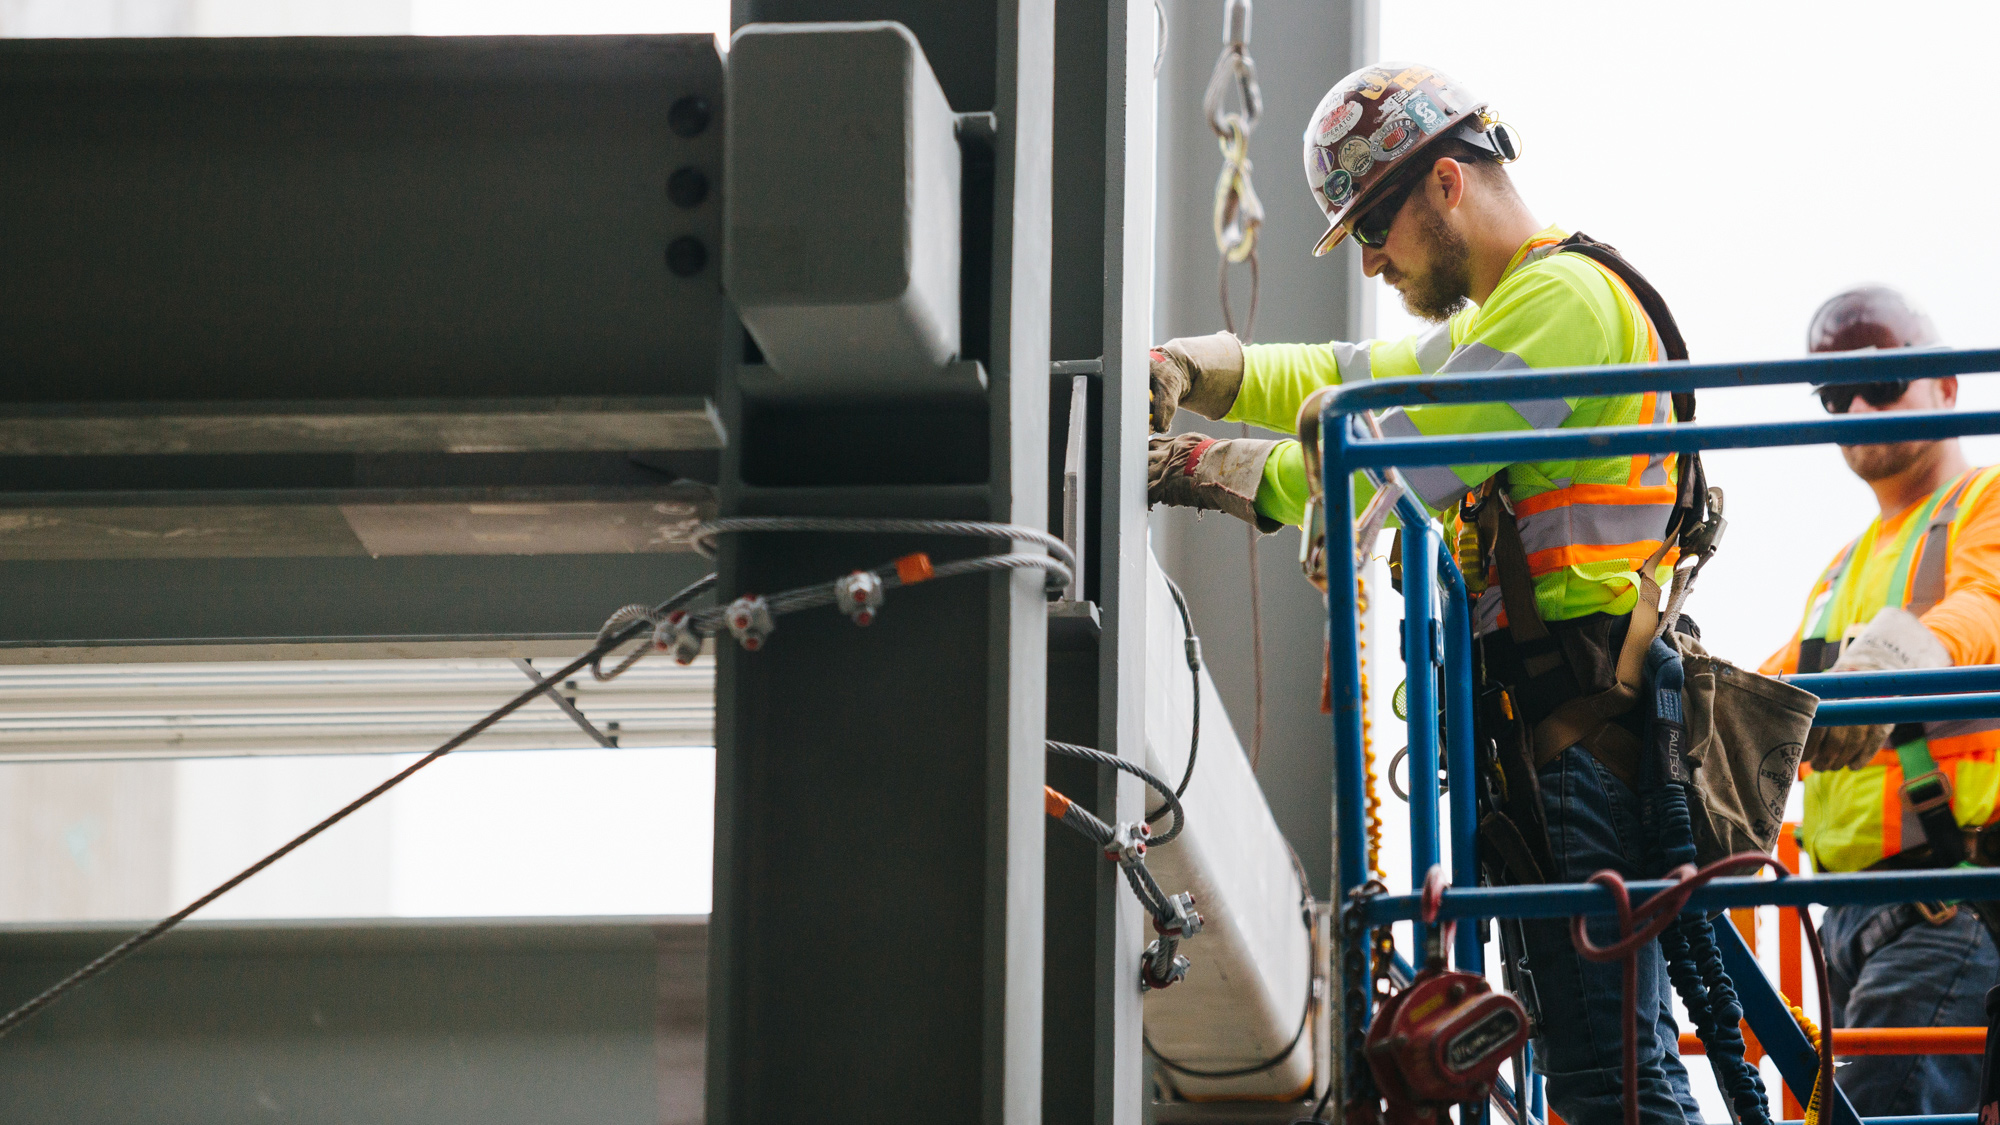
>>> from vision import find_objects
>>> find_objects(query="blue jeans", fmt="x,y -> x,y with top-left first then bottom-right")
1819,900 -> 1999,1116
1515,747 -> 1703,1125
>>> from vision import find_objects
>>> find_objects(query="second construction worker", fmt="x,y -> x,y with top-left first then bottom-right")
1761,287 -> 2000,1116
1146,64 -> 1707,1124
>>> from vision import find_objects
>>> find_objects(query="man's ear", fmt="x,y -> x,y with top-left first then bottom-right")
1432,157 -> 1467,212
1937,374 -> 1960,409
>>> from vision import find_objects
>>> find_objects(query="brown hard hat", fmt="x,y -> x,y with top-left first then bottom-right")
1806,286 -> 1940,353
1300,62 -> 1515,257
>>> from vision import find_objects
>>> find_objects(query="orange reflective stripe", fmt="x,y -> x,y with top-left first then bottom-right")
1922,729 -> 2000,759
1513,482 -> 1680,517
1883,761 -> 1903,857
1596,265 -> 1661,363
1525,540 -> 1678,573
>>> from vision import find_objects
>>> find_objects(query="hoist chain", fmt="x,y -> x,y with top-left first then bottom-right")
1341,879 -> 1391,1112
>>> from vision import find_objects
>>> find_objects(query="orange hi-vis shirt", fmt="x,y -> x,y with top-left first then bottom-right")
1762,465 -> 2000,871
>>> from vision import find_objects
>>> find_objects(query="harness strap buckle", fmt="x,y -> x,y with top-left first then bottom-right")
1902,768 -> 1955,816
1915,901 -> 1960,926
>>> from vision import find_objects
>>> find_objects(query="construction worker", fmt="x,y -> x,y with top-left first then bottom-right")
1145,64 -> 1709,1125
1760,287 -> 2000,1116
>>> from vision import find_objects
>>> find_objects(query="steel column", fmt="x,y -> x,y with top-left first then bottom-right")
709,4 -> 1054,1124
1041,0 -> 1154,1119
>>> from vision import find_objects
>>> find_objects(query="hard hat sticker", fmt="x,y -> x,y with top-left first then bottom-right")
1402,91 -> 1448,135
1338,137 -> 1374,178
1323,169 -> 1353,206
1369,114 -> 1418,162
1307,144 -> 1340,189
1314,100 -> 1363,145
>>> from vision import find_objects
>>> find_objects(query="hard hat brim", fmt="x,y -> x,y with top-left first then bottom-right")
1313,221 -> 1347,257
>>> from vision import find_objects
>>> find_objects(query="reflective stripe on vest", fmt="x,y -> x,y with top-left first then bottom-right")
1456,254 -> 1678,633
1799,466 -> 2000,871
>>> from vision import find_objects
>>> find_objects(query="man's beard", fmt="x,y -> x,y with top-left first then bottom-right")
1841,440 -> 1932,482
1394,198 -> 1475,323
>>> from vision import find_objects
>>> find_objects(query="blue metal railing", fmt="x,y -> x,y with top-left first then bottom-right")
1321,347 -> 2000,1125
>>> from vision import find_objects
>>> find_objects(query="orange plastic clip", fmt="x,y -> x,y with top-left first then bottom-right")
1044,785 -> 1072,820
894,552 -> 935,585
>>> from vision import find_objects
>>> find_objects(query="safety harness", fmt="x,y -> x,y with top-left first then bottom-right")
1461,236 -> 1776,1122
1469,232 -> 1725,885
1803,474 -> 1980,870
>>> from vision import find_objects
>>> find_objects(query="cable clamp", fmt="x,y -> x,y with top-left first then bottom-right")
1104,820 -> 1150,864
833,570 -> 885,626
724,595 -> 775,652
1154,890 -> 1203,941
1141,937 -> 1192,991
652,610 -> 704,665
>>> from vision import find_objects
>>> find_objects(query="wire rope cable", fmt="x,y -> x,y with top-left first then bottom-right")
0,518 -> 1074,1040
694,516 -> 1075,588
1046,739 -> 1185,847
1146,574 -> 1203,835
0,572 -> 718,1041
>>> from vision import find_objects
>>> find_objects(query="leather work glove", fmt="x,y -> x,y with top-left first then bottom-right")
1147,432 -> 1282,533
1806,607 -> 1952,771
1148,332 -> 1246,433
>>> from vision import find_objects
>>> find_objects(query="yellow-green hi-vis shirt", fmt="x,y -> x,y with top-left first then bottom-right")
1236,226 -> 1677,632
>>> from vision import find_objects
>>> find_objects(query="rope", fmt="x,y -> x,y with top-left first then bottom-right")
1203,3 -> 1267,771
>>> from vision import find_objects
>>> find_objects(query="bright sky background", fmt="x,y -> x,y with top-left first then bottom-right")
412,0 -> 727,38
1375,0 -> 2000,671
1365,6 -> 2000,1110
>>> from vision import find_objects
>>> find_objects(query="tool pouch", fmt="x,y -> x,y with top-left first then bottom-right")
1671,630 -> 1817,862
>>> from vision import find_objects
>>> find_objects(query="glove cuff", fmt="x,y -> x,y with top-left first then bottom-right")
1167,435 -> 1280,533
1840,607 -> 1953,672
1166,332 -> 1246,421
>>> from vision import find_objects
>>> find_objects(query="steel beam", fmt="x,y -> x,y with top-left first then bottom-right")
707,5 -> 1053,1124
0,551 -> 717,661
0,35 -> 732,648
0,398 -> 723,457
0,917 -> 703,1125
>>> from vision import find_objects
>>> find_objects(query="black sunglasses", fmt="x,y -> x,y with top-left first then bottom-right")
1817,381 -> 1911,414
1349,170 -> 1426,248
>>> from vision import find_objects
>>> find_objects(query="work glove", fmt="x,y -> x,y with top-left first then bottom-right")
1148,332 -> 1246,433
1806,607 -> 1952,771
1147,432 -> 1282,534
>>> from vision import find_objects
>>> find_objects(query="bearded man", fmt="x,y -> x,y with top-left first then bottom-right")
1146,63 -> 1709,1125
